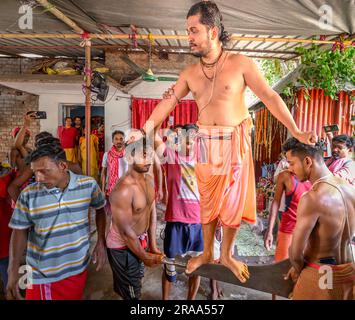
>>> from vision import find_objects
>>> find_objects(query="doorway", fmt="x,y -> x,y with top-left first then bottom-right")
61,104 -> 104,128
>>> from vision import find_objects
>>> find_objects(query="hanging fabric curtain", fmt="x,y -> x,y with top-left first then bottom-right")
131,97 -> 198,129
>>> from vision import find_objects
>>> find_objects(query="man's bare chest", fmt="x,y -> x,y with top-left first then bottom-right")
187,66 -> 245,101
132,181 -> 154,213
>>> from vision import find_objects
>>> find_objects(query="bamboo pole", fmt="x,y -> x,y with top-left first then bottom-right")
35,0 -> 85,34
0,33 -> 339,44
85,41 -> 91,177
35,0 -> 93,176
0,44 -> 298,55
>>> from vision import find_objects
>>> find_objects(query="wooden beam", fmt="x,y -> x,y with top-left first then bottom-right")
0,44 -> 298,55
0,33 -> 339,45
35,0 -> 85,34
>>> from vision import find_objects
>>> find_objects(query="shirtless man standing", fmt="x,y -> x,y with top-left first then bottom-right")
10,113 -> 33,174
128,1 -> 315,283
106,139 -> 164,300
283,138 -> 355,300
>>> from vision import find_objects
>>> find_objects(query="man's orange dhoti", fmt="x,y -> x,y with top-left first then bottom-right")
292,262 -> 355,300
195,117 -> 256,228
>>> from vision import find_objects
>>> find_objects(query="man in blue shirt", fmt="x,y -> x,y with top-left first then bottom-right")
6,141 -> 106,300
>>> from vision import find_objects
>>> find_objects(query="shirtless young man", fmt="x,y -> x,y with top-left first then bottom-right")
128,1 -> 316,283
10,113 -> 33,174
106,139 -> 164,300
283,138 -> 355,300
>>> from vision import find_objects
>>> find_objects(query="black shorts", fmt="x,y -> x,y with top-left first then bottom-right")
107,248 -> 145,300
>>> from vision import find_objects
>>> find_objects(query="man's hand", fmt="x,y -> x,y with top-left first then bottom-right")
92,240 -> 107,271
326,132 -> 334,140
294,131 -> 317,146
6,271 -> 23,300
149,245 -> 162,255
157,188 -> 164,203
162,85 -> 175,100
264,231 -> 273,251
143,252 -> 164,267
24,112 -> 36,127
284,267 -> 300,283
126,129 -> 144,146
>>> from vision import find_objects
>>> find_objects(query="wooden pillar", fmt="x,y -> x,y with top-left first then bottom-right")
85,41 -> 91,176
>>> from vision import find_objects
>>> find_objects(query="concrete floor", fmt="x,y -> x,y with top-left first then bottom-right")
83,205 -> 285,300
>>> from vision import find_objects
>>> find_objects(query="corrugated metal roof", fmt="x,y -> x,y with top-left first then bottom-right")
0,0 -> 350,58
0,29 -> 341,59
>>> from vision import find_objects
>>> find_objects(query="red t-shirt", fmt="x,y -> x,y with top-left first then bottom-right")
58,126 -> 78,149
279,175 -> 311,234
0,172 -> 13,259
163,146 -> 200,224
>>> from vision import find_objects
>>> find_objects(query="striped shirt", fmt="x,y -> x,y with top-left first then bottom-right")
9,171 -> 106,285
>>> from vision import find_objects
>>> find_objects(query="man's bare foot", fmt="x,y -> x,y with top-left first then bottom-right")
185,253 -> 213,275
220,256 -> 249,283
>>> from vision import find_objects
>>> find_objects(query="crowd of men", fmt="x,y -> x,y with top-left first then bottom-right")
0,110 -> 228,300
1,110 -> 354,300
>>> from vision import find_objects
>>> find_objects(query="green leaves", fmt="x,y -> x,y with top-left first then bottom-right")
296,45 -> 355,100
260,59 -> 297,86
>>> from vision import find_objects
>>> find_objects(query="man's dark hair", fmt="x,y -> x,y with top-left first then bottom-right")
282,138 -> 324,161
187,1 -> 230,46
26,142 -> 66,164
64,116 -> 72,121
332,134 -> 353,149
175,124 -> 184,129
34,131 -> 53,144
35,136 -> 61,149
112,130 -> 125,140
182,123 -> 199,132
74,116 -> 81,121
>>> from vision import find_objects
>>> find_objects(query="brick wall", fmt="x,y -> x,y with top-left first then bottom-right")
0,57 -> 46,75
0,58 -> 43,162
0,85 -> 39,162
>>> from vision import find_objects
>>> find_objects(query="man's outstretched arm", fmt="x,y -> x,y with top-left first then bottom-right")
242,55 -> 317,145
144,70 -> 190,134
128,70 -> 190,144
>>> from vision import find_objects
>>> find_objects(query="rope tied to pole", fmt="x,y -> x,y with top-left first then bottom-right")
80,32 -> 91,47
129,25 -> 138,48
84,67 -> 92,77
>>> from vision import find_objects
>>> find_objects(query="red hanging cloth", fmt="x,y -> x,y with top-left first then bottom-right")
131,97 -> 198,129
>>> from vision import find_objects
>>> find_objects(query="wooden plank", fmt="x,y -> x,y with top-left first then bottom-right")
167,255 -> 294,298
